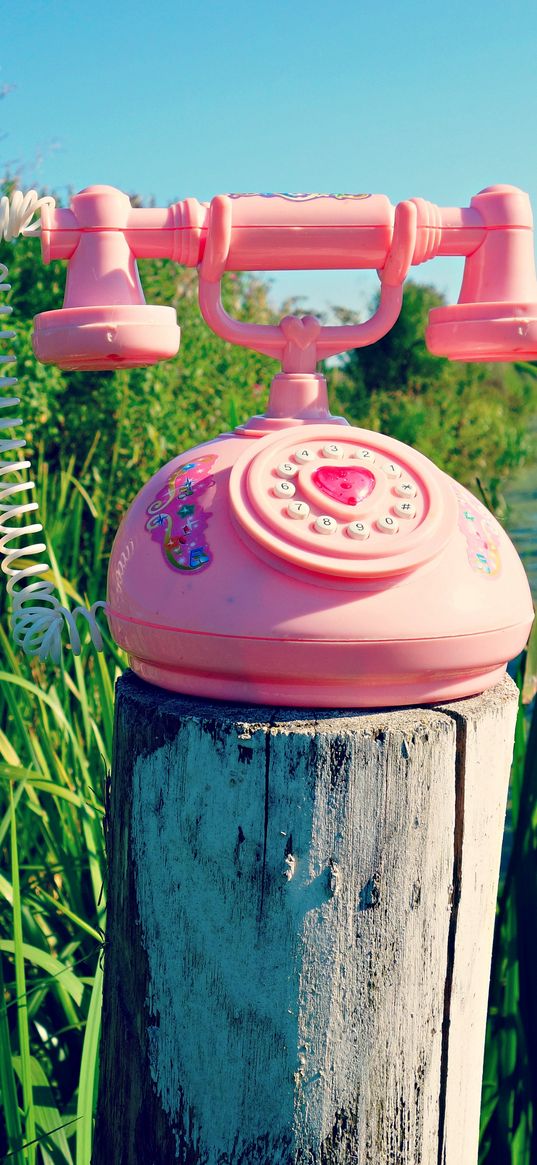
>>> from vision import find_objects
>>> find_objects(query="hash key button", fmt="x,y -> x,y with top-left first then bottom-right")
394,500 -> 416,519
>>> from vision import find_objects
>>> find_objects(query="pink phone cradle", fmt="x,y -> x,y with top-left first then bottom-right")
37,184 -> 535,707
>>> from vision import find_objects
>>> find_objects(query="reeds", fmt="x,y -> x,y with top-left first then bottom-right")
0,454 -> 122,1164
479,632 -> 537,1163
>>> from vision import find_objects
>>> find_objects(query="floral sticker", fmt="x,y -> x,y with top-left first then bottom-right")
145,455 -> 217,573
453,485 -> 501,577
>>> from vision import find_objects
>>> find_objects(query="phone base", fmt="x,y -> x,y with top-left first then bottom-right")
107,424 -> 533,710
125,652 -> 508,709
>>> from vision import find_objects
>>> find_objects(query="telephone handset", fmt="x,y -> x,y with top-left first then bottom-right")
1,184 -> 535,705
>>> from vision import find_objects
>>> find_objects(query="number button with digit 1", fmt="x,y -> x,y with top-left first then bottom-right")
287,500 -> 310,519
347,520 -> 370,540
377,515 -> 399,534
314,515 -> 338,535
273,480 -> 296,499
294,447 -> 316,464
383,461 -> 401,479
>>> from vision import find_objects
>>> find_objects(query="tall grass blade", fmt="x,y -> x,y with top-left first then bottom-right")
0,941 -> 84,1007
75,955 -> 103,1165
10,784 -> 35,1165
0,952 -> 24,1164
12,1055 -> 74,1165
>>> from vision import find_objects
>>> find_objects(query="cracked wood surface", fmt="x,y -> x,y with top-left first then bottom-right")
93,672 -> 518,1165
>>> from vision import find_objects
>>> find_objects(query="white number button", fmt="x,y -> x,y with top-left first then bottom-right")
394,500 -> 416,519
277,462 -> 299,479
394,480 -> 417,498
377,515 -> 399,534
354,448 -> 376,463
287,500 -> 310,519
273,480 -> 296,498
322,442 -> 343,459
294,447 -> 316,464
314,515 -> 338,535
347,520 -> 370,540
383,461 -> 401,479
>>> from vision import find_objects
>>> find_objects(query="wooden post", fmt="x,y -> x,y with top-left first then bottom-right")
93,671 -> 518,1165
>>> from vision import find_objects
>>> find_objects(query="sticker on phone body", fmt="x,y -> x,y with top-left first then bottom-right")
227,192 -> 371,201
145,455 -> 217,573
454,486 -> 501,577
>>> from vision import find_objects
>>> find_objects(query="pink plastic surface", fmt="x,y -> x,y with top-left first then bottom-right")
35,187 -> 181,370
197,197 -> 418,372
427,186 -> 537,360
28,179 -> 536,705
33,305 -> 180,370
37,185 -> 498,271
33,182 -> 537,369
107,420 -> 533,707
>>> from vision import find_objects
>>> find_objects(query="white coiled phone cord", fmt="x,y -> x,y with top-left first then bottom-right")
0,190 -> 105,662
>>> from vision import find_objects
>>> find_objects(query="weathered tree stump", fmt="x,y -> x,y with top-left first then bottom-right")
93,671 -> 518,1165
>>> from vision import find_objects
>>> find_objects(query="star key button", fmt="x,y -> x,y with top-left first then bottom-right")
394,480 -> 417,498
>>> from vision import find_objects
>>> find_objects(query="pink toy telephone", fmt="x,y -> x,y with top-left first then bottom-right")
1,183 -> 534,706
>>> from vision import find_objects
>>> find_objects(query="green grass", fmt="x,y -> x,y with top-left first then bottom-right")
479,634 -> 537,1163
0,456 -> 122,1164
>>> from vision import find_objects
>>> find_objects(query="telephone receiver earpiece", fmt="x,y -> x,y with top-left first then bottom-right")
426,185 -> 537,361
33,186 -> 181,370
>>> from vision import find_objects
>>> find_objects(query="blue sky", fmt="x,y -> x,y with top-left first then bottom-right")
3,0 -> 537,314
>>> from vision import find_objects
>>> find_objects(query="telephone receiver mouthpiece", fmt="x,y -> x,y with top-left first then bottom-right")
426,186 -> 537,361
32,187 -> 180,371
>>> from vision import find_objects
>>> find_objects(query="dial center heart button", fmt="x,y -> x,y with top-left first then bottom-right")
312,465 -> 376,507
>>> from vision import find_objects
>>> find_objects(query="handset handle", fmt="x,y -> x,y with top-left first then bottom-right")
41,185 -> 488,272
198,196 -> 418,370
